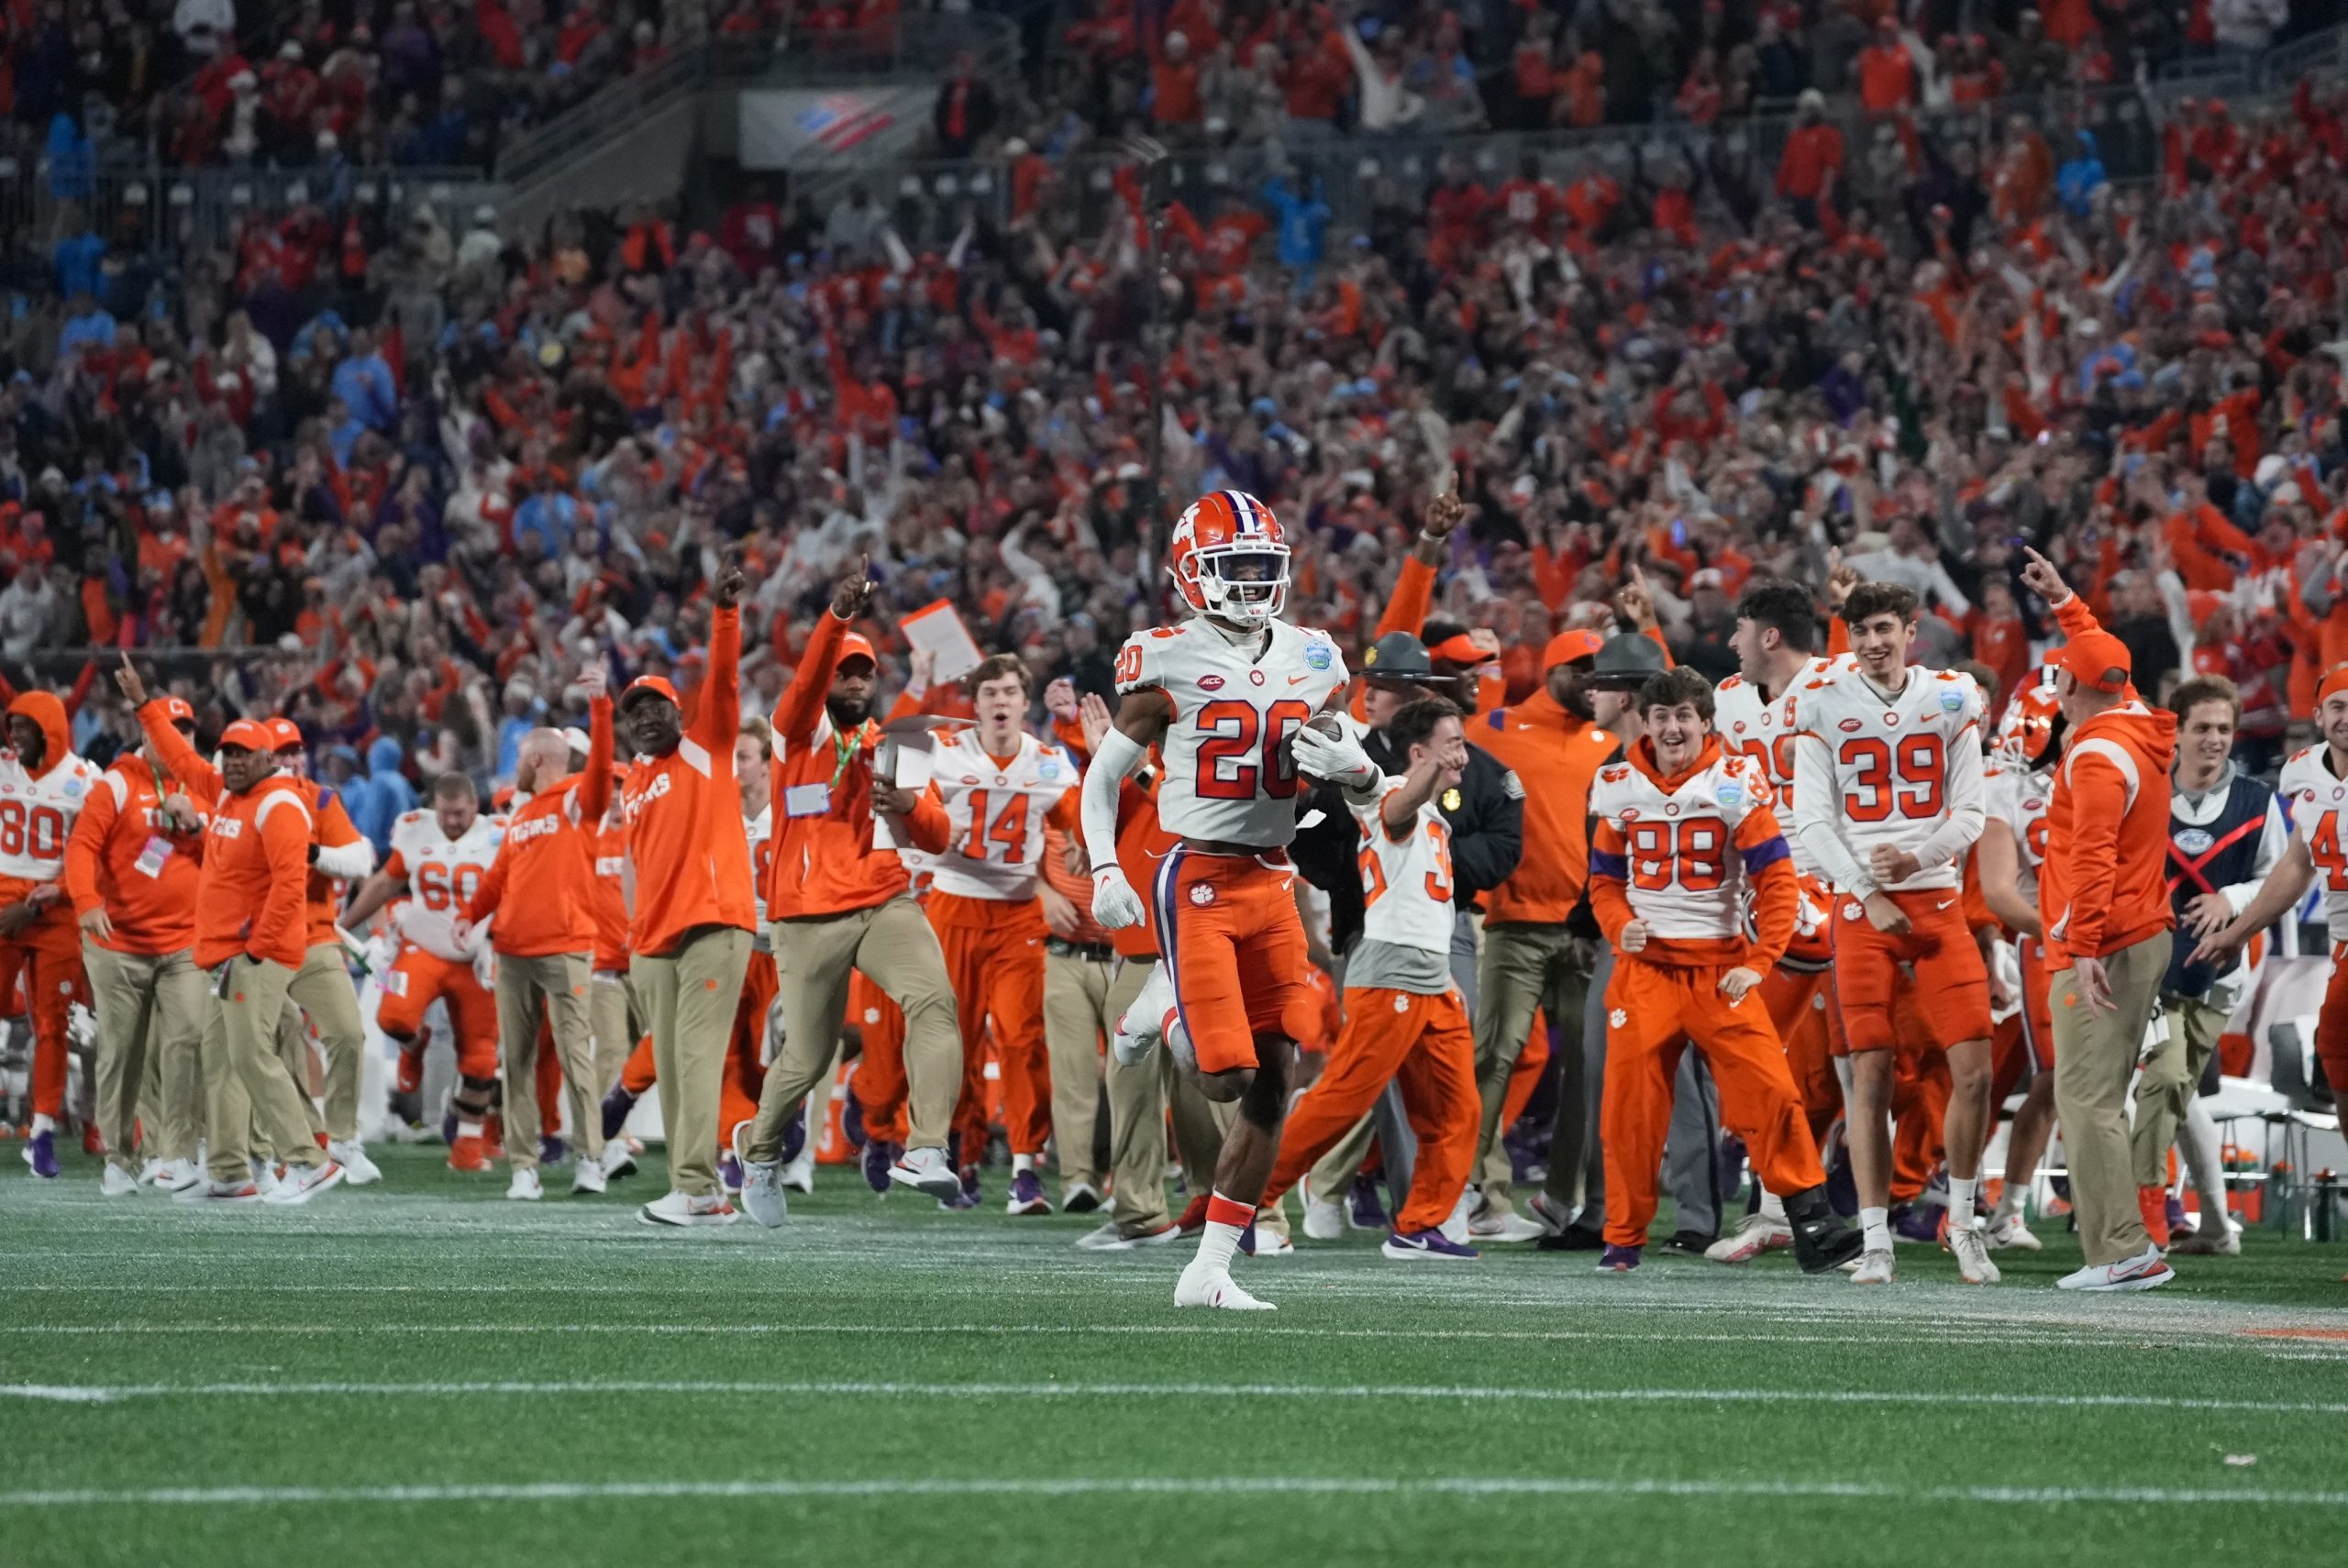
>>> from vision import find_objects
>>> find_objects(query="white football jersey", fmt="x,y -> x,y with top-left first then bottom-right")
746,803 -> 773,926
1786,662 -> 1986,894
928,729 -> 1079,901
0,749 -> 102,882
1589,746 -> 1781,944
1352,778 -> 1456,956
1113,616 -> 1349,847
387,809 -> 505,961
1985,763 -> 2052,904
1714,657 -> 1841,879
2278,745 -> 2348,941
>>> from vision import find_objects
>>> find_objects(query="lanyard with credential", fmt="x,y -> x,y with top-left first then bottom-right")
831,723 -> 865,790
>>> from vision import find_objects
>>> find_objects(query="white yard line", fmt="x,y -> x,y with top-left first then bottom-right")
6,1378 -> 2342,1415
4,1474 -> 2344,1509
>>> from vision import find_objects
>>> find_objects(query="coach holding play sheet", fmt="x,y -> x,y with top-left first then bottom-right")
2022,549 -> 2177,1294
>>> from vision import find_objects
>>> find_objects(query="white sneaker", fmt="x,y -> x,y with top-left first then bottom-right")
1248,1230 -> 1294,1258
1947,1222 -> 2001,1284
155,1158 -> 205,1195
1174,1258 -> 1274,1310
1300,1175 -> 1346,1242
1440,1189 -> 1474,1246
2056,1245 -> 2176,1292
100,1164 -> 140,1197
637,1189 -> 738,1228
197,1178 -> 263,1204
1849,1247 -> 1896,1285
327,1141 -> 382,1186
1705,1211 -> 1793,1264
1111,964 -> 1175,1066
136,1157 -> 165,1186
889,1145 -> 961,1202
262,1161 -> 345,1206
737,1122 -> 788,1229
781,1149 -> 816,1195
1467,1208 -> 1547,1243
571,1155 -> 607,1195
249,1156 -> 279,1198
599,1140 -> 638,1180
1074,1220 -> 1180,1252
1987,1210 -> 2042,1252
505,1167 -> 544,1202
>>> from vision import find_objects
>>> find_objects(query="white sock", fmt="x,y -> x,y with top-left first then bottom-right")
2180,1098 -> 2228,1230
1948,1176 -> 1978,1230
1994,1184 -> 2025,1220
1861,1206 -> 1891,1252
29,1111 -> 54,1135
1194,1219 -> 1244,1274
1758,1187 -> 1787,1223
457,1120 -> 482,1139
1012,1153 -> 1035,1176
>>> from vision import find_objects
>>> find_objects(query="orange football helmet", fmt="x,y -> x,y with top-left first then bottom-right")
1168,491 -> 1289,625
1996,675 -> 2063,767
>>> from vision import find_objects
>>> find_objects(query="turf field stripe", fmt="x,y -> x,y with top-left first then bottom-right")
5,1475 -> 2346,1509
8,1379 -> 2344,1416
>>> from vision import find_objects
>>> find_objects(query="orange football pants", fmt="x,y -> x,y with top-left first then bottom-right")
1758,966 -> 1842,1143
847,968 -> 909,1145
2315,947 -> 2348,1117
1829,889 -> 1992,1054
1600,957 -> 1825,1250
1263,986 -> 1479,1233
933,904 -> 1050,1158
0,910 -> 83,1119
1152,848 -> 1316,1075
375,947 -> 499,1078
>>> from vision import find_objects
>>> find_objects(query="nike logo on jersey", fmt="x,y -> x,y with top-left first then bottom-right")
1935,899 -> 1955,911
1287,675 -> 1310,685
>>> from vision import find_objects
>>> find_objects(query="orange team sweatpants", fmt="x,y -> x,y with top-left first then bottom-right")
932,902 -> 1050,1159
1600,957 -> 1825,1251
1263,986 -> 1479,1234
1758,966 -> 1844,1143
0,908 -> 84,1119
847,969 -> 910,1145
620,951 -> 777,1148
1888,979 -> 1950,1205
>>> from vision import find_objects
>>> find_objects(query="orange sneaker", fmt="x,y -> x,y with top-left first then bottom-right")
449,1132 -> 489,1172
2137,1185 -> 2172,1250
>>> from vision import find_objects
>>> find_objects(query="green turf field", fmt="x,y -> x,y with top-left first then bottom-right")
5,1143 -> 2346,1568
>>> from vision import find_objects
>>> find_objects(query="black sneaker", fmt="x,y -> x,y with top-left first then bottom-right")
1786,1185 -> 1866,1274
1657,1230 -> 1717,1258
1536,1224 -> 1607,1253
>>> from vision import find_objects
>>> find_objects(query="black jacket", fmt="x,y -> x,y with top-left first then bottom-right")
1292,728 -> 1524,957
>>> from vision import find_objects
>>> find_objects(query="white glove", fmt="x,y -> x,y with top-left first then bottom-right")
1290,722 -> 1378,789
1091,866 -> 1146,931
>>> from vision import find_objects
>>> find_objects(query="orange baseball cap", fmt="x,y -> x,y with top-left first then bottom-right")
154,695 -> 196,725
2318,666 -> 2348,707
262,716 -> 305,752
1542,629 -> 1606,670
619,675 -> 681,710
2051,630 -> 2132,694
838,632 -> 879,668
1428,634 -> 1491,666
218,719 -> 273,752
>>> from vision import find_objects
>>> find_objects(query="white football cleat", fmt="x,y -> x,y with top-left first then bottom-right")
505,1167 -> 544,1202
100,1164 -> 140,1197
1300,1176 -> 1345,1242
1705,1211 -> 1793,1264
154,1158 -> 205,1195
327,1141 -> 382,1186
2056,1245 -> 2175,1291
889,1145 -> 961,1202
1986,1210 -> 2042,1252
1848,1247 -> 1896,1285
1174,1259 -> 1275,1311
262,1161 -> 345,1206
1468,1207 -> 1546,1243
570,1154 -> 607,1195
637,1189 -> 738,1228
1111,965 -> 1176,1067
1946,1222 -> 2000,1285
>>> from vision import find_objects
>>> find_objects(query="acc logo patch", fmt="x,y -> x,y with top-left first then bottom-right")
1622,806 -> 1641,822
1441,788 -> 1462,812
1305,643 -> 1334,670
1189,884 -> 1217,907
1840,718 -> 1864,733
2023,797 -> 2043,811
2175,828 -> 2214,856
1733,722 -> 1747,734
1199,674 -> 1225,691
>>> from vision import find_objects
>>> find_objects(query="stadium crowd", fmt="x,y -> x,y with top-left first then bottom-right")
0,0 -> 2343,1286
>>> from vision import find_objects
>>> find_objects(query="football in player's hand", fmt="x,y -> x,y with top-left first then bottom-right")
1282,712 -> 1348,775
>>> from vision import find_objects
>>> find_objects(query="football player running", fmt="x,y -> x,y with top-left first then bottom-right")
1082,491 -> 1359,1311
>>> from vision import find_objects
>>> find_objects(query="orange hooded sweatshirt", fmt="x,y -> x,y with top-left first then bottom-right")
192,772 -> 314,970
2040,596 -> 2178,967
1467,686 -> 1623,925
0,691 -> 96,934
63,750 -> 206,955
467,696 -> 615,956
621,604 -> 758,956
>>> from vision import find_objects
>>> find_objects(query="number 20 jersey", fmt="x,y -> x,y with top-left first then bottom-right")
1786,663 -> 1985,893
2278,745 -> 2348,942
1114,617 -> 1350,848
384,810 -> 506,961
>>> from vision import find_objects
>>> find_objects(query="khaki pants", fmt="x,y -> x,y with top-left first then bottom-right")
270,998 -> 328,1150
589,969 -> 640,1097
1103,958 -> 1235,1235
203,955 -> 325,1185
631,926 -> 752,1198
84,941 -> 206,1171
2132,992 -> 2224,1187
498,951 -> 602,1170
749,898 -> 959,1162
278,942 -> 367,1143
1042,949 -> 1113,1192
1472,922 -> 1593,1209
2051,932 -> 2173,1266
